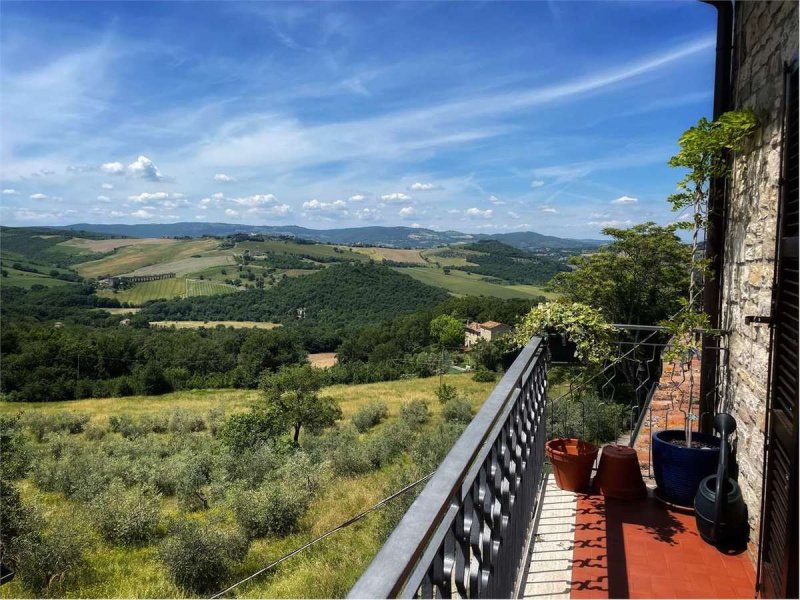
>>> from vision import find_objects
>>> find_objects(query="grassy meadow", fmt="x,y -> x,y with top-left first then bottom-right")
97,278 -> 188,304
0,374 -> 494,599
149,320 -> 281,330
74,238 -> 219,278
395,266 -> 552,299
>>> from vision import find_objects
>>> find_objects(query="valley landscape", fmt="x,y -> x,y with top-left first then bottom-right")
0,223 -> 589,598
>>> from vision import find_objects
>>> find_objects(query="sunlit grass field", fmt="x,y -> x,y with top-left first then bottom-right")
395,266 -> 551,299
0,374 -> 495,598
97,278 -> 188,305
185,278 -> 239,297
74,238 -> 219,278
149,320 -> 281,330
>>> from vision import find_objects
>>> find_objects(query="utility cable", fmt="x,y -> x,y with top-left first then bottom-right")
209,471 -> 435,599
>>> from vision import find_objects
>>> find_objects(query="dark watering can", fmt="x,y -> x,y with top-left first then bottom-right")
694,413 -> 748,545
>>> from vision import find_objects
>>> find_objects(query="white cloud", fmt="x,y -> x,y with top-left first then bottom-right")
130,209 -> 154,219
97,195 -> 111,202
302,199 -> 348,216
409,182 -> 440,191
225,208 -> 240,217
611,195 -> 639,205
1,189 -> 19,195
541,206 -> 558,214
29,193 -> 48,200
465,207 -> 493,219
127,155 -> 165,181
381,192 -> 411,202
101,161 -> 124,175
128,192 -> 170,203
101,183 -> 114,190
214,173 -> 237,183
230,194 -> 277,207
354,207 -> 381,221
488,195 -> 505,205
508,211 -> 521,219
530,180 -> 545,188
348,194 -> 367,202
398,206 -> 416,218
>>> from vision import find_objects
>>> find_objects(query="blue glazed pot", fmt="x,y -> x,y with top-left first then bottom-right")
652,430 -> 720,507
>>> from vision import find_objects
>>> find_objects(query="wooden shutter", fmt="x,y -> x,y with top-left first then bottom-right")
759,61 -> 799,600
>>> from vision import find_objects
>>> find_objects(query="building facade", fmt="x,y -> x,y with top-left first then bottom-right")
716,1 -> 797,597
464,320 -> 511,348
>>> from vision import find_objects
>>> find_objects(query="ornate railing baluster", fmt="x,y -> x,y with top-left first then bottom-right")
349,337 -> 546,599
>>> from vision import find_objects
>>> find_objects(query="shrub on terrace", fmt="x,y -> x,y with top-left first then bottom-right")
442,398 -> 473,424
23,412 -> 90,442
232,481 -> 310,539
399,399 -> 430,427
472,368 -> 497,382
351,401 -> 389,432
10,506 -> 94,597
92,480 -> 161,545
366,422 -> 413,468
159,520 -> 249,595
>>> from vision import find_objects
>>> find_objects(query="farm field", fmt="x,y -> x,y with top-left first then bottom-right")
185,278 -> 239,297
395,266 -> 549,299
0,374 -> 494,598
307,352 -> 338,368
238,239 -> 369,262
350,247 -> 426,264
1,268 -> 71,288
149,320 -> 281,330
420,247 -> 479,267
74,238 -> 220,278
96,278 -> 187,304
127,254 -> 234,277
59,237 -> 177,254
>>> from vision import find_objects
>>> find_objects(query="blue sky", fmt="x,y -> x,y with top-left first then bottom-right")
0,1 -> 717,238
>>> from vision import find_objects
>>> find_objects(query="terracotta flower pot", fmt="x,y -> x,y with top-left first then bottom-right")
546,438 -> 598,492
593,444 -> 647,500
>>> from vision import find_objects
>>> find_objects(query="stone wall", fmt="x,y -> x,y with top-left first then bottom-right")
720,0 -> 798,566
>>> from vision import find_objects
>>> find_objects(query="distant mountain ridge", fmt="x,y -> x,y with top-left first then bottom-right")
55,222 -> 603,250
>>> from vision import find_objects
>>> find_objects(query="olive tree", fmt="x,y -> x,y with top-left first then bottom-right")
261,365 -> 341,442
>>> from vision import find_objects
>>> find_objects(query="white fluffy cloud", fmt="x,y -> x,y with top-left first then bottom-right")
303,199 -> 348,215
530,180 -> 545,188
130,209 -> 154,219
508,211 -> 521,219
127,156 -> 165,181
2,189 -> 19,195
101,161 -> 124,175
409,182 -> 440,191
355,207 -> 381,221
129,192 -> 170,203
381,192 -> 411,202
541,206 -> 558,213
398,206 -> 416,218
230,194 -> 277,207
214,173 -> 237,183
97,195 -> 111,202
488,195 -> 505,205
29,193 -> 48,200
101,183 -> 114,190
225,208 -> 240,217
348,194 -> 367,202
611,195 -> 638,205
465,207 -> 493,219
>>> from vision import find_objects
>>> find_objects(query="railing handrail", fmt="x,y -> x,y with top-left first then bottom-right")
348,336 -> 545,599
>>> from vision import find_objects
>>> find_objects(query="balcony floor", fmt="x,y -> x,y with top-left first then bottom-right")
521,475 -> 756,599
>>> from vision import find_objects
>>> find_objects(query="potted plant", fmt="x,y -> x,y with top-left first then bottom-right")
545,438 -> 598,492
653,109 -> 758,507
511,301 -> 614,365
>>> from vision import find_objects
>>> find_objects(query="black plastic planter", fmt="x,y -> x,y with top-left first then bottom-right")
652,430 -> 720,507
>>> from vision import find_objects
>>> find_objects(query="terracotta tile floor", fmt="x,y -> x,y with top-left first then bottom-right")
570,493 -> 756,599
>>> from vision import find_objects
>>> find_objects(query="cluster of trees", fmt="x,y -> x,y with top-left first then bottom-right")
1,284 -> 122,325
138,263 -> 450,330
1,323 -> 305,402
454,240 -> 569,284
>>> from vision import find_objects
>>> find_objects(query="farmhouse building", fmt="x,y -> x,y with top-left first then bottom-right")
464,320 -> 511,348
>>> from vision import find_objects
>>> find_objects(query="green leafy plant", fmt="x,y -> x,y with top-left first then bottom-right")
662,109 -> 758,361
511,301 -> 614,365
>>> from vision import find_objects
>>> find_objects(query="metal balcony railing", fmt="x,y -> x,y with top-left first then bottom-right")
349,336 -> 548,599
